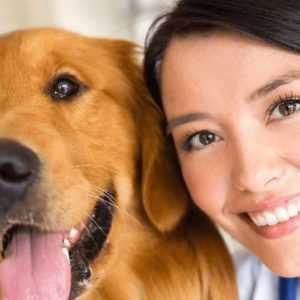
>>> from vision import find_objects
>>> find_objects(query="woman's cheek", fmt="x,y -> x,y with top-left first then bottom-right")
180,157 -> 227,218
272,122 -> 300,167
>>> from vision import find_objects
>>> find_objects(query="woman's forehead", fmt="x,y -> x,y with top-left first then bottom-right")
161,32 -> 300,114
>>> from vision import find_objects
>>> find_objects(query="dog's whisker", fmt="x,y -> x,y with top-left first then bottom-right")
102,191 -> 116,204
55,168 -> 143,228
88,186 -> 144,228
87,189 -> 116,210
87,215 -> 106,236
82,222 -> 101,250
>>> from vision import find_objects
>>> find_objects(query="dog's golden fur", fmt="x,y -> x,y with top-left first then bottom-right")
0,28 -> 237,299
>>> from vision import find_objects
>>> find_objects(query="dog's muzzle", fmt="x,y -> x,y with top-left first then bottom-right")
0,139 -> 114,300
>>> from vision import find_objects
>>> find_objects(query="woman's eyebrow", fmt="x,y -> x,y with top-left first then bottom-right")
166,112 -> 211,134
248,70 -> 300,101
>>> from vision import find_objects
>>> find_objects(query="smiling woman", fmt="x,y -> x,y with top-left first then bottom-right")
144,0 -> 300,299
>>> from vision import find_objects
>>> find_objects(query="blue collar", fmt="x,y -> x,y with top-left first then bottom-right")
279,277 -> 298,300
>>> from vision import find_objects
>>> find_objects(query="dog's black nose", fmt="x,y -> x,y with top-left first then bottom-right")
0,139 -> 40,213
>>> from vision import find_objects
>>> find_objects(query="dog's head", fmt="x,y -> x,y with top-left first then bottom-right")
0,28 -> 189,300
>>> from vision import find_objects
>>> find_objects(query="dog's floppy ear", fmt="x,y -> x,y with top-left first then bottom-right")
140,101 -> 190,232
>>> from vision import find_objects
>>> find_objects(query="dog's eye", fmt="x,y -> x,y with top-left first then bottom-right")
48,74 -> 85,100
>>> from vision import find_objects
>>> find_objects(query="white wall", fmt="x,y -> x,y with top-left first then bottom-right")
130,0 -> 176,43
0,0 -> 133,40
0,0 -> 179,44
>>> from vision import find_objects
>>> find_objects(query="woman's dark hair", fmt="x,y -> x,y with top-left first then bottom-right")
144,0 -> 300,107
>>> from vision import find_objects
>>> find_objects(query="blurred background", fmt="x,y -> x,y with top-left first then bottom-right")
0,0 -> 175,44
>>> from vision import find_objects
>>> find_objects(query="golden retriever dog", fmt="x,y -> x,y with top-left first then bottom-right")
0,28 -> 237,300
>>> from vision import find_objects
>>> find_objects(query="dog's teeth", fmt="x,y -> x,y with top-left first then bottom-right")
63,238 -> 71,249
62,248 -> 70,262
69,228 -> 80,243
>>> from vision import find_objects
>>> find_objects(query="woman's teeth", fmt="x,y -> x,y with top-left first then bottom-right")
248,201 -> 300,226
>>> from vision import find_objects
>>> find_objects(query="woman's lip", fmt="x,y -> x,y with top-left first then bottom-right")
244,213 -> 300,239
241,192 -> 300,214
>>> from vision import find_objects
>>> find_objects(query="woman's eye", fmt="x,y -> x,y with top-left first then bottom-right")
183,130 -> 221,151
269,98 -> 300,121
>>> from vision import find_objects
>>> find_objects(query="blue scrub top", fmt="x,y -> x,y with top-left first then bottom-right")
234,249 -> 299,300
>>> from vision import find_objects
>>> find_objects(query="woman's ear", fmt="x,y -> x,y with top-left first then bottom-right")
140,102 -> 190,232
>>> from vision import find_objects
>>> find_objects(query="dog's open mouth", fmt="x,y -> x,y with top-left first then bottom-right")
0,191 -> 114,300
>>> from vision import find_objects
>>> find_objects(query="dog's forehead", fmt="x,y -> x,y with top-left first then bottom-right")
0,29 -> 94,61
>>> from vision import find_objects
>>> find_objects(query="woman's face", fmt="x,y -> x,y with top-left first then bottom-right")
161,31 -> 300,276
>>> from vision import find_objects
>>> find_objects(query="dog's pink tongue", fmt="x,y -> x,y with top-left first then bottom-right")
0,229 -> 71,300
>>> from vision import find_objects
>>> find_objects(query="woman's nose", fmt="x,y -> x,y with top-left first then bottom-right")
231,137 -> 285,193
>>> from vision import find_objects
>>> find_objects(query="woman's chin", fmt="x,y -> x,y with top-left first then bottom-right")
236,221 -> 300,277
259,249 -> 300,277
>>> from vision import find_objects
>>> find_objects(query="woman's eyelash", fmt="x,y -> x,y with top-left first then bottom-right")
181,129 -> 219,151
181,130 -> 198,151
267,93 -> 300,117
